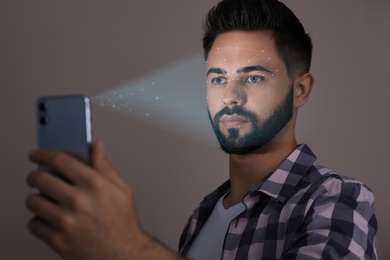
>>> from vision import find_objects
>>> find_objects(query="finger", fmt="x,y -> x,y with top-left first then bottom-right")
27,171 -> 76,204
29,149 -> 94,185
26,194 -> 62,225
91,140 -> 128,190
28,216 -> 64,252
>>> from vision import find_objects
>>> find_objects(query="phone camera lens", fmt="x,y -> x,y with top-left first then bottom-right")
39,115 -> 49,126
39,102 -> 48,112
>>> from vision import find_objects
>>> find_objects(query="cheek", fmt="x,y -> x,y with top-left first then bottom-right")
248,83 -> 290,118
206,87 -> 223,113
245,87 -> 273,118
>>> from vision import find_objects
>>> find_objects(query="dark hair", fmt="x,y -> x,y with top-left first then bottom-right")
203,0 -> 312,78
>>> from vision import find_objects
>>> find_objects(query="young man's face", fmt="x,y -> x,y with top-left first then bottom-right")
206,31 -> 293,154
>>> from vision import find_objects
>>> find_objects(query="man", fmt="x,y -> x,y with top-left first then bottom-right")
26,0 -> 377,259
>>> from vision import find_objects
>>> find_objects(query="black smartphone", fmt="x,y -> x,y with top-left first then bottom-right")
36,95 -> 92,174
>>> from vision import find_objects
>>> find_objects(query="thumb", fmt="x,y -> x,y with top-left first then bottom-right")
91,140 -> 127,190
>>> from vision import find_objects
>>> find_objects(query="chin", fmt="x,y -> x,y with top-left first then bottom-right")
219,142 -> 268,155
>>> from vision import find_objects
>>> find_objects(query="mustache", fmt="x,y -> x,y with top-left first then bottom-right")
213,106 -> 258,125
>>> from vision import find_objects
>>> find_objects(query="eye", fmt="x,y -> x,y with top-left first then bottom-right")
245,75 -> 265,84
210,77 -> 227,85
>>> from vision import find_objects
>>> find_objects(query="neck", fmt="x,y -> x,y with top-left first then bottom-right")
223,138 -> 297,209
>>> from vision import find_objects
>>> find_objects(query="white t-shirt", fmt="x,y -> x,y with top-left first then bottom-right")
186,194 -> 245,260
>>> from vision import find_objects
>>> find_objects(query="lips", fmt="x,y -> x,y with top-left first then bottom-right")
220,114 -> 249,128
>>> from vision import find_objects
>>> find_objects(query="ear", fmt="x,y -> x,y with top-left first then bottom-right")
293,72 -> 314,108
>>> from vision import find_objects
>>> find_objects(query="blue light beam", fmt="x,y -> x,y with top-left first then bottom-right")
91,53 -> 218,144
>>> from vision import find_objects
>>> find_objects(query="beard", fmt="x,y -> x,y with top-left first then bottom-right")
208,86 -> 294,155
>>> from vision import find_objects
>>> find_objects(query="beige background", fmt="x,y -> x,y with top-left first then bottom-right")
1,0 -> 389,258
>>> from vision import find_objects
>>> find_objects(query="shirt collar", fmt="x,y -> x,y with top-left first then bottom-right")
203,144 -> 317,204
249,143 -> 317,203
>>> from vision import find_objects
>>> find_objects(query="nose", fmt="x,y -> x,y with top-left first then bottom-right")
222,79 -> 246,107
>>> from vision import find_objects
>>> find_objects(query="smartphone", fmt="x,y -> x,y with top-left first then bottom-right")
36,95 -> 92,174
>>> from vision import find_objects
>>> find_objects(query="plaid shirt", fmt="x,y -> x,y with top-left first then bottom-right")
179,144 -> 377,259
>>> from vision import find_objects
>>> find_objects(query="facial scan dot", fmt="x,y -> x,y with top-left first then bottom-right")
91,78 -> 162,120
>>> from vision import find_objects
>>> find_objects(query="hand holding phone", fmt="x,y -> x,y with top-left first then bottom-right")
29,96 -> 178,260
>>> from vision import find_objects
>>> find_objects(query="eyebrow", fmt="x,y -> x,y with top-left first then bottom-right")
206,68 -> 227,76
237,65 -> 274,75
206,65 -> 274,76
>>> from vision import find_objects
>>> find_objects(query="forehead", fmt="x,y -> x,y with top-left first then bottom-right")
207,31 -> 283,70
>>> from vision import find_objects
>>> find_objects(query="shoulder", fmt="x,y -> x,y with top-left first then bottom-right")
294,165 -> 378,240
284,166 -> 378,259
300,165 -> 375,205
